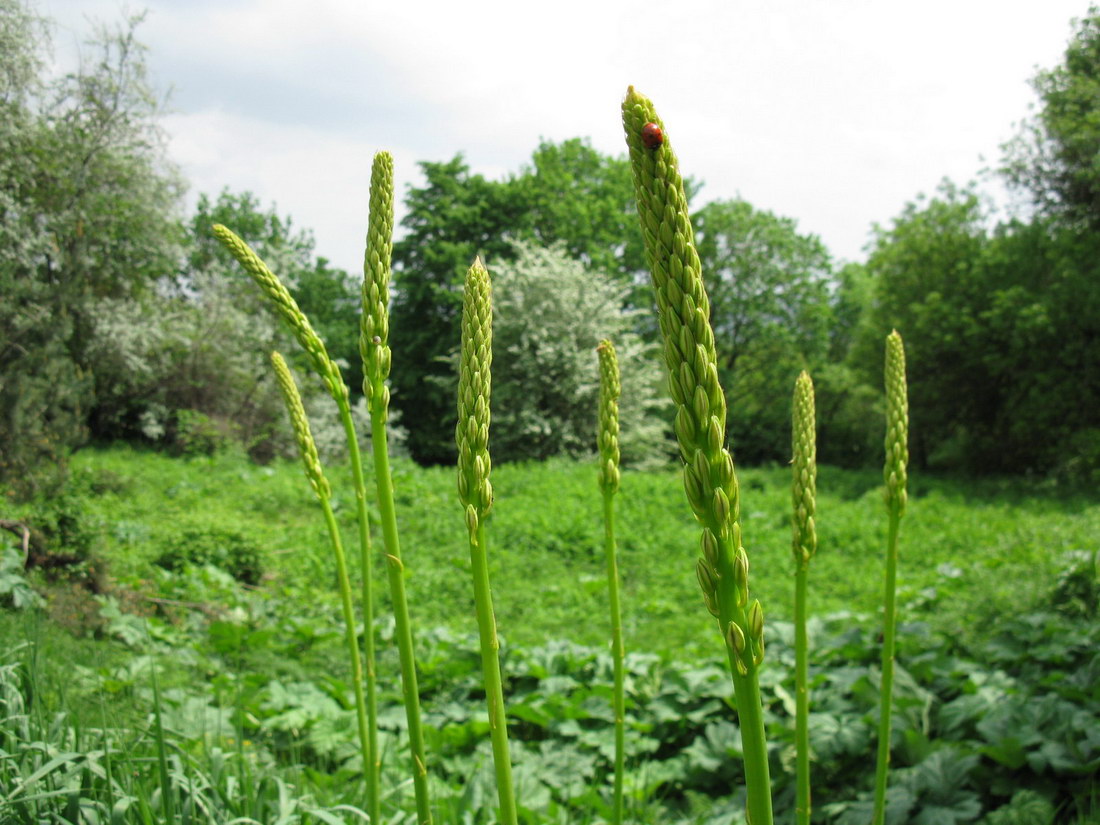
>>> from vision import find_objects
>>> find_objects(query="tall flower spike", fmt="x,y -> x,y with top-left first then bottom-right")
271,352 -> 330,501
212,224 -> 346,403
623,86 -> 773,823
456,256 -> 518,825
597,340 -> 621,495
621,87 -> 743,624
792,371 -> 817,568
361,152 -> 395,416
884,330 -> 909,516
457,257 -> 494,531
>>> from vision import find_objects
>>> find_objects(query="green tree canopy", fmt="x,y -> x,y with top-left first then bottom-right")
187,191 -> 362,398
86,186 -> 377,464
692,199 -> 833,462
519,137 -> 647,283
390,139 -> 681,464
390,155 -> 529,463
0,4 -> 182,493
1003,5 -> 1100,226
859,180 -> 1100,474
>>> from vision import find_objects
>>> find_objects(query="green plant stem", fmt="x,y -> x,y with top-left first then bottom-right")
794,563 -> 810,825
714,544 -> 773,825
335,406 -> 380,823
149,659 -> 173,824
469,520 -> 518,825
602,489 -> 626,825
369,411 -> 433,825
872,510 -> 901,825
317,486 -> 373,820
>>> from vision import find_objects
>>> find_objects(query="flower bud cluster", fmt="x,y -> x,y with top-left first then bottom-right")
212,224 -> 347,404
456,258 -> 494,538
792,371 -> 817,568
271,351 -> 331,501
884,331 -> 909,516
361,152 -> 395,418
596,340 -> 621,495
622,87 -> 760,666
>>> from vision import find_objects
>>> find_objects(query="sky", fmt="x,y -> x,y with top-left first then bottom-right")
39,0 -> 1093,274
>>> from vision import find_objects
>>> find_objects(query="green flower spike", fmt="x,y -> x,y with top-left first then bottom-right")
359,151 -> 432,825
457,257 -> 494,529
212,225 -> 345,404
268,351 -> 373,819
622,85 -> 773,823
597,339 -> 626,825
791,369 -> 817,825
456,257 -> 516,825
597,340 -> 622,495
884,330 -> 909,517
792,371 -> 817,569
873,329 -> 909,825
361,151 -> 395,417
271,352 -> 330,502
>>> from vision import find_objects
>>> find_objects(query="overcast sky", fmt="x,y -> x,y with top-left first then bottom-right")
40,0 -> 1092,274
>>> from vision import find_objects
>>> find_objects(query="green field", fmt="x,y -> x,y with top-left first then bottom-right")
1,446 -> 1097,823
56,445 -> 1099,654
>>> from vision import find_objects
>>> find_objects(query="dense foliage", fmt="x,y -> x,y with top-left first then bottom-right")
1,448 -> 1098,823
8,2 -> 1100,477
389,140 -> 663,464
0,2 -> 181,493
468,240 -> 668,465
1003,4 -> 1100,227
694,199 -> 833,463
858,183 -> 1100,475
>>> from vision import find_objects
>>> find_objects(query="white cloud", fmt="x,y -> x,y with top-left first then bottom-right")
41,0 -> 1092,270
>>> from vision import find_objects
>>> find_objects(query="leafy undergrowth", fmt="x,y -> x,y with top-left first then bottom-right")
1,446 -> 1099,822
2,591 -> 1098,823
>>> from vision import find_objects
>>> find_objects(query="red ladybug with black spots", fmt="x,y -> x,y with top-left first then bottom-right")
641,122 -> 663,150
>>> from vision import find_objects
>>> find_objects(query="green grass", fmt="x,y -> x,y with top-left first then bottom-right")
4,444 -> 1100,823
63,445 -> 1100,661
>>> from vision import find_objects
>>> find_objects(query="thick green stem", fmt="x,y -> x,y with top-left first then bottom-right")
318,490 -> 373,816
469,520 -> 518,825
602,490 -> 626,825
729,664 -> 771,824
335,405 -> 380,824
794,563 -> 810,825
714,543 -> 773,825
370,412 -> 433,825
872,510 -> 901,825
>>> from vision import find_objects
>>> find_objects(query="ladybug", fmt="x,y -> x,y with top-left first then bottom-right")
641,122 -> 663,150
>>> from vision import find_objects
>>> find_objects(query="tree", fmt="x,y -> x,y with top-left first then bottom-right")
692,199 -> 833,462
186,190 -> 362,399
390,140 -> 675,465
479,240 -> 668,464
390,156 -> 529,463
858,183 -> 990,469
857,181 -> 1100,474
519,138 -> 647,284
0,4 -> 181,494
1003,6 -> 1100,227
85,189 -> 370,462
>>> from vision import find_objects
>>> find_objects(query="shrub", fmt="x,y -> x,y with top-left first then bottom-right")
155,525 -> 265,585
449,239 -> 669,465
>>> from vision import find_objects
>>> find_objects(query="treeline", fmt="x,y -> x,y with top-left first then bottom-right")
4,0 -> 1100,496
